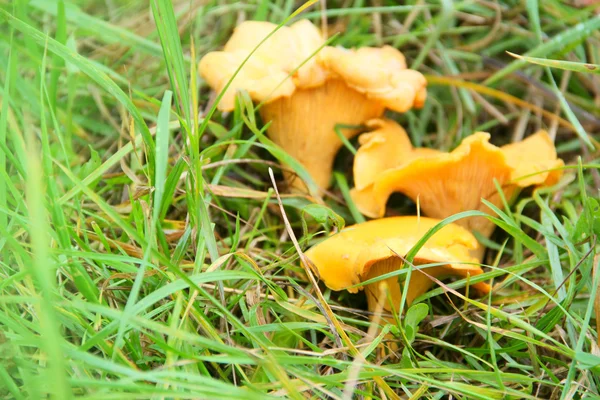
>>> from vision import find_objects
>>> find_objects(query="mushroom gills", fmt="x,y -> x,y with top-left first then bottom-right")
259,79 -> 384,191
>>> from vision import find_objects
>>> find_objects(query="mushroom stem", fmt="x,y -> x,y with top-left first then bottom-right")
363,256 -> 490,355
259,79 -> 385,191
364,256 -> 490,312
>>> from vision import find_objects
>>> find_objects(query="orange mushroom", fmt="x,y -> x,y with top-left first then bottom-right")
305,217 -> 491,313
351,119 -> 564,238
199,20 -> 426,191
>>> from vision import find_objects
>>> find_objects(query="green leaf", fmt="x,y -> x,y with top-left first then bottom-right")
400,347 -> 413,369
575,351 -> 600,370
508,52 -> 600,75
587,197 -> 600,237
572,196 -> 600,241
80,146 -> 101,180
404,303 -> 429,343
301,204 -> 345,231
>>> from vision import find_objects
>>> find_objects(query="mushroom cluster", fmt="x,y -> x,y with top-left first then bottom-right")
308,120 -> 563,314
199,20 -> 427,191
199,20 -> 565,322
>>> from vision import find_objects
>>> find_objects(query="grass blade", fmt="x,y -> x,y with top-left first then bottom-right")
508,52 -> 600,75
0,8 -> 156,176
112,90 -> 172,356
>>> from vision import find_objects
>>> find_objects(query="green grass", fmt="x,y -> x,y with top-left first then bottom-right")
1,0 -> 600,398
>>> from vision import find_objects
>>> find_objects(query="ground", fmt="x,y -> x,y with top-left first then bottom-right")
1,0 -> 600,399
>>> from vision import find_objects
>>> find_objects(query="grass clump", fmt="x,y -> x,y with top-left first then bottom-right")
1,0 -> 600,398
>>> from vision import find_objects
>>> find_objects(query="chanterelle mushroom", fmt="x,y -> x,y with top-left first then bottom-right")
350,119 -> 564,238
199,20 -> 426,191
304,217 -> 491,312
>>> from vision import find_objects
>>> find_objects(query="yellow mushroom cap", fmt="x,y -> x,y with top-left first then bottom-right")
351,120 -> 564,237
353,119 -> 438,190
502,132 -> 564,186
317,46 -> 427,112
304,216 -> 490,306
199,51 -> 297,111
198,20 -> 326,111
